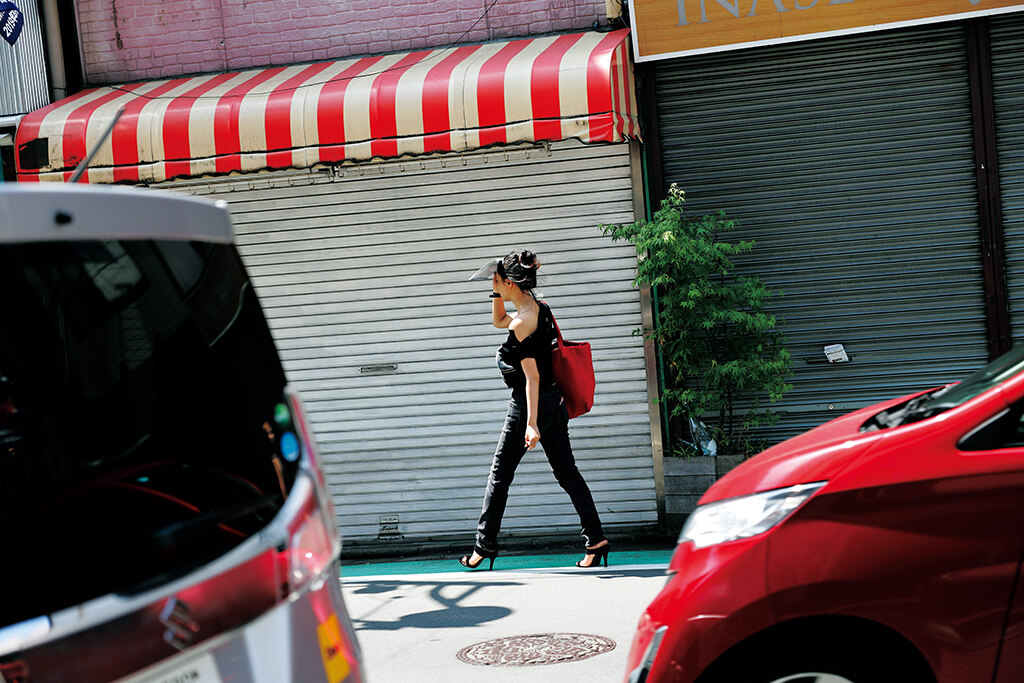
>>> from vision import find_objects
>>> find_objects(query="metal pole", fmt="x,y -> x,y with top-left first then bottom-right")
67,105 -> 125,183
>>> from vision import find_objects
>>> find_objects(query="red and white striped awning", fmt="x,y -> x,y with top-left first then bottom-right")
16,29 -> 639,183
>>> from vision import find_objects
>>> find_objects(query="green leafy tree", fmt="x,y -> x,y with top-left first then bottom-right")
603,185 -> 792,456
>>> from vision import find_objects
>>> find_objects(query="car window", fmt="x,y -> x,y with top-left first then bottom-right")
959,402 -> 1024,451
0,239 -> 298,628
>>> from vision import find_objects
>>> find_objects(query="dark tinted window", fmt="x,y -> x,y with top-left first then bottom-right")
960,401 -> 1024,451
0,240 -> 297,627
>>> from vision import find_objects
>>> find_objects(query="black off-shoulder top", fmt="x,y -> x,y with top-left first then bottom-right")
495,301 -> 556,391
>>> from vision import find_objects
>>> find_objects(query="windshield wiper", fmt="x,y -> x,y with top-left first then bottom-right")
896,396 -> 951,426
115,494 -> 283,596
151,494 -> 281,542
862,386 -> 953,431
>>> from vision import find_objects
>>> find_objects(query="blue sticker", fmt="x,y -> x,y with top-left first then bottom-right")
281,431 -> 300,462
0,3 -> 24,47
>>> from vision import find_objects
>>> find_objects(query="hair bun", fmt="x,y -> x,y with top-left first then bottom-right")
518,250 -> 539,269
501,249 -> 540,291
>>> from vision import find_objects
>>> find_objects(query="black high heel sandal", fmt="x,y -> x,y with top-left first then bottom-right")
576,542 -> 610,568
459,545 -> 498,571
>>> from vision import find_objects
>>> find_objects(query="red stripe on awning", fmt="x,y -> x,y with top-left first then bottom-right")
213,68 -> 287,175
62,82 -> 149,182
587,31 -> 630,143
422,45 -> 480,154
111,78 -> 191,183
163,73 -> 239,179
317,55 -> 386,163
531,34 -> 581,142
14,86 -> 95,182
16,29 -> 639,183
266,62 -> 335,169
476,39 -> 532,147
369,51 -> 433,159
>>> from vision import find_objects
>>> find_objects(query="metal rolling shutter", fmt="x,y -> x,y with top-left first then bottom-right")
992,14 -> 1024,342
162,141 -> 657,547
652,24 -> 990,442
0,0 -> 48,116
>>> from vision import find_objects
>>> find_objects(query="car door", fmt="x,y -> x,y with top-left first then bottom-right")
956,387 -> 1024,683
773,374 -> 1024,682
994,560 -> 1024,683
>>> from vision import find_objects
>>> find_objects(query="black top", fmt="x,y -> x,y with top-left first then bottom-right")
496,301 -> 556,391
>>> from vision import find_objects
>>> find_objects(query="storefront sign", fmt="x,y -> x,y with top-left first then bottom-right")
629,0 -> 1024,61
0,2 -> 23,47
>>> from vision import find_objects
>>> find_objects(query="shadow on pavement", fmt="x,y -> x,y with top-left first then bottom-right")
345,578 -> 522,631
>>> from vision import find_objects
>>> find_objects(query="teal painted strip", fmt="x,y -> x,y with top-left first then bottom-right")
340,550 -> 674,578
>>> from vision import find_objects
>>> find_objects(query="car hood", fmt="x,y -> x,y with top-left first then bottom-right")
700,390 -> 933,504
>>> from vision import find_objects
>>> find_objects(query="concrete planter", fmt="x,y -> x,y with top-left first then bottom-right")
663,454 -> 746,534
716,454 -> 745,479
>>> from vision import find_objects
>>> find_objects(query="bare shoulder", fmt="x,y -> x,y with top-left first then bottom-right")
510,308 -> 539,342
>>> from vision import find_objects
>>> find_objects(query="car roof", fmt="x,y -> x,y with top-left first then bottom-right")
0,184 -> 234,244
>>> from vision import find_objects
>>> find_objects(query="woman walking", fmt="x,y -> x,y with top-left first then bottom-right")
460,249 -> 609,570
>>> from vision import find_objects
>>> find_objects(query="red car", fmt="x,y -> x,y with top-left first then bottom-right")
624,349 -> 1024,683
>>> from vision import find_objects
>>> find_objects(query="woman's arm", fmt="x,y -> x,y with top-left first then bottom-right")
492,294 -> 512,328
521,356 -> 541,450
491,274 -> 512,328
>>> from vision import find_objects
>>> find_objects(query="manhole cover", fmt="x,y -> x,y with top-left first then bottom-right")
456,633 -> 616,667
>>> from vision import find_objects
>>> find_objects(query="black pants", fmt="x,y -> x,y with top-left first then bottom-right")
475,383 -> 606,552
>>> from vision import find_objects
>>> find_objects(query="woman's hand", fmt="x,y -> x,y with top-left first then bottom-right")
492,274 -> 511,328
525,423 -> 540,450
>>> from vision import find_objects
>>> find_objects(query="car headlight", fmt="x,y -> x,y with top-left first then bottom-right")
679,482 -> 827,549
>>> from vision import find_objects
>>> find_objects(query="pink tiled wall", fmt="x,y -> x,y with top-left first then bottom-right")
78,0 -> 613,84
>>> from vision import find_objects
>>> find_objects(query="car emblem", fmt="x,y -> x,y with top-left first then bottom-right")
159,598 -> 199,650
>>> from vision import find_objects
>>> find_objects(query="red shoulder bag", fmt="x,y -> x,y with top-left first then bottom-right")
548,309 -> 595,419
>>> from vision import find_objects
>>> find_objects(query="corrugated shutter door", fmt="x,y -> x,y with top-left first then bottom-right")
992,14 -> 1024,341
652,24 -> 989,441
163,141 -> 657,547
0,0 -> 48,116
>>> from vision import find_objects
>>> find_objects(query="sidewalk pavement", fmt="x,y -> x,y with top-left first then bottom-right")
339,549 -> 673,683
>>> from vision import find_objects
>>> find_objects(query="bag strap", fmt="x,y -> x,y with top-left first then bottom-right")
541,301 -> 566,351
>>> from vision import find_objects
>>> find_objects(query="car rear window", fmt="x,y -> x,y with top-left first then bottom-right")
0,239 -> 298,628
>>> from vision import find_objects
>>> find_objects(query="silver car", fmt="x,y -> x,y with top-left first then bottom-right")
0,184 -> 364,683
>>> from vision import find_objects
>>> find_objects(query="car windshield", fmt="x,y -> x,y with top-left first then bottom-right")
923,345 -> 1024,409
862,345 -> 1024,430
0,239 -> 297,628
